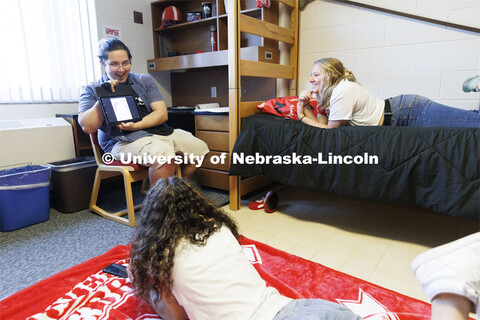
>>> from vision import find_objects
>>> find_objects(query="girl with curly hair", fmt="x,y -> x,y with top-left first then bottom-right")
129,177 -> 361,320
297,57 -> 480,128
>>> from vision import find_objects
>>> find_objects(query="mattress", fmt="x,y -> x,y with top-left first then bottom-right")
229,114 -> 480,219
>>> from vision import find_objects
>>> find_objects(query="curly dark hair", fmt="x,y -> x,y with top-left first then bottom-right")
129,177 -> 240,304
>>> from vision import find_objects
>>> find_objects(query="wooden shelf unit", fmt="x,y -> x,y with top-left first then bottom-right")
148,0 -> 298,200
149,0 -> 279,70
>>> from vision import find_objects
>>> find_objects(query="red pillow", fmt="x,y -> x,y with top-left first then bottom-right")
256,96 -> 326,120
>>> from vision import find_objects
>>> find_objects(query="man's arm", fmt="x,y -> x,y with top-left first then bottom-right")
78,84 -> 105,134
78,102 -> 104,134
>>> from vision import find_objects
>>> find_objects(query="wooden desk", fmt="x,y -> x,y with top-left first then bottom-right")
56,114 -> 93,157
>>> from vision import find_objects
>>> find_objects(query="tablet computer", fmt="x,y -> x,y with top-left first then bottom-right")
95,84 -> 142,126
99,95 -> 142,125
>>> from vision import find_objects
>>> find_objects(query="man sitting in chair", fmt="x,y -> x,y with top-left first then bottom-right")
78,38 -> 209,185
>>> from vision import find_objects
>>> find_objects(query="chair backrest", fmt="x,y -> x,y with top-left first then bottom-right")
89,131 -> 106,166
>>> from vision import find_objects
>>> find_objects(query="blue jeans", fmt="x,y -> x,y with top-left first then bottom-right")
388,94 -> 480,127
273,299 -> 362,320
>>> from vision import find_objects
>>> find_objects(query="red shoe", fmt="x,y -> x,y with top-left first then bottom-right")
248,198 -> 265,210
264,191 -> 279,213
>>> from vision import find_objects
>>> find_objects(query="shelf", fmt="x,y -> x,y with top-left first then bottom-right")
241,7 -> 262,17
153,7 -> 263,34
148,46 -> 280,71
218,8 -> 262,20
154,16 -> 218,34
149,50 -> 228,71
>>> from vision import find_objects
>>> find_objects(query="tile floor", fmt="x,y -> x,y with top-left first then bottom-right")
224,186 -> 479,302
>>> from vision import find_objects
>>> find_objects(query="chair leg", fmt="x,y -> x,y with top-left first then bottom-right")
89,169 -> 102,209
123,174 -> 136,227
89,169 -> 141,227
176,164 -> 182,178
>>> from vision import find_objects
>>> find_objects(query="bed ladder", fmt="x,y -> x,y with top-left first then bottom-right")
228,0 -> 299,210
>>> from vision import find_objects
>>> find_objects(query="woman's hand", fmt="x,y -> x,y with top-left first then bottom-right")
297,101 -> 305,120
297,90 -> 313,121
298,90 -> 313,106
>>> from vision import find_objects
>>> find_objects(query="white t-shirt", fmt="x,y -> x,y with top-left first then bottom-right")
328,80 -> 385,126
171,226 -> 292,320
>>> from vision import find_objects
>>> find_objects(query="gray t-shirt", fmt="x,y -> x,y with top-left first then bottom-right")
78,73 -> 173,153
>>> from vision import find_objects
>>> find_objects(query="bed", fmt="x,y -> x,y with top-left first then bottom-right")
229,113 -> 480,219
224,0 -> 478,219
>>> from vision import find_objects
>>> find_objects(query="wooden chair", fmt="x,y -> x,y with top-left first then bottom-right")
89,132 -> 183,226
89,131 -> 149,227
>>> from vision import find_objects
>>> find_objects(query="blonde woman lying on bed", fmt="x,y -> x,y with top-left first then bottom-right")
297,57 -> 480,129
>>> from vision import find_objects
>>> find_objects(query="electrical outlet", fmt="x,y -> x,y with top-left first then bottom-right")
211,86 -> 217,98
148,62 -> 156,69
264,51 -> 272,60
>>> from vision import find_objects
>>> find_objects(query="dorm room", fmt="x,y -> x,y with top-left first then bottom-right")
1,0 -> 479,319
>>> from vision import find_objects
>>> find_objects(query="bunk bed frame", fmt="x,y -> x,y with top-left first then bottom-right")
225,1 -> 479,219
227,0 -> 300,210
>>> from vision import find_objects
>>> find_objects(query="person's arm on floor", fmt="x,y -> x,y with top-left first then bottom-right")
150,291 -> 187,320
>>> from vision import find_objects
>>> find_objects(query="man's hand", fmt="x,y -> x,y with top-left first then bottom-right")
103,79 -> 119,93
117,122 -> 138,131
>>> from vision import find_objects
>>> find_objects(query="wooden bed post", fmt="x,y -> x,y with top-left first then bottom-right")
228,0 -> 241,210
228,0 -> 299,211
290,1 -> 299,96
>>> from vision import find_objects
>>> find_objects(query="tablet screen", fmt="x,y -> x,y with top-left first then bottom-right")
100,95 -> 141,125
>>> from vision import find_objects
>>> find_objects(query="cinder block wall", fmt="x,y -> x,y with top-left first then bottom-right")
298,0 -> 480,110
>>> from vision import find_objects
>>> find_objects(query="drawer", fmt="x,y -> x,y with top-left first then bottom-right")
195,115 -> 229,131
202,151 -> 230,171
198,168 -> 229,190
240,176 -> 273,195
196,131 -> 229,151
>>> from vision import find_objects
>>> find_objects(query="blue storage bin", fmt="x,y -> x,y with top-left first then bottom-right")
0,165 -> 51,232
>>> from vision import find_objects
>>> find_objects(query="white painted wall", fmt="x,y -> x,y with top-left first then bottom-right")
298,0 -> 480,110
0,0 -> 170,121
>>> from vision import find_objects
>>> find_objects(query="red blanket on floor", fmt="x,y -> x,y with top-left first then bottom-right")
0,238 -> 432,320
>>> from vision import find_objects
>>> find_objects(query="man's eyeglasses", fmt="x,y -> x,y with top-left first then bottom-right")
108,61 -> 131,71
